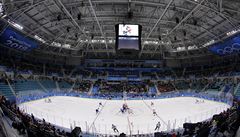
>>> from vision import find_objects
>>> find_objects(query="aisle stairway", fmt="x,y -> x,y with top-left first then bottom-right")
92,86 -> 99,94
149,86 -> 157,94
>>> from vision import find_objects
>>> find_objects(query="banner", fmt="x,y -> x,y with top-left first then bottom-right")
209,34 -> 240,56
0,27 -> 38,51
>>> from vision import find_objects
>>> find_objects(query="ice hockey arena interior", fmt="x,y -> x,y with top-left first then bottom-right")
1,0 -> 240,137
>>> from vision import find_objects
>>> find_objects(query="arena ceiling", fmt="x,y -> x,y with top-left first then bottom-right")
1,0 -> 240,59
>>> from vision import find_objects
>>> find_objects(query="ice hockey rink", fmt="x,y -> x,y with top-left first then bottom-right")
18,96 -> 230,135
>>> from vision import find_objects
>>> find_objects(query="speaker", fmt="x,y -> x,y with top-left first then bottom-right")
71,127 -> 82,137
127,11 -> 133,19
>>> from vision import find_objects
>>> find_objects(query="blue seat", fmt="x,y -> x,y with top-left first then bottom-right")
14,80 -> 42,93
40,80 -> 57,90
59,81 -> 71,89
0,82 -> 15,99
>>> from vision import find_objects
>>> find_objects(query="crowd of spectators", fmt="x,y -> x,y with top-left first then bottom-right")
123,81 -> 148,93
157,81 -> 175,93
96,80 -> 148,93
73,80 -> 92,92
181,100 -> 240,137
2,52 -> 240,87
155,77 -> 238,94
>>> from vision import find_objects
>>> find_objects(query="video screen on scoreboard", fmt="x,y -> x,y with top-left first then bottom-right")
118,24 -> 139,36
115,24 -> 141,51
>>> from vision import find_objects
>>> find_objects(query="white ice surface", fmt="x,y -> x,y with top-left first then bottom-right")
18,96 -> 230,135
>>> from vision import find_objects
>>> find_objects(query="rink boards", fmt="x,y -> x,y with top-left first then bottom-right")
18,96 -> 230,135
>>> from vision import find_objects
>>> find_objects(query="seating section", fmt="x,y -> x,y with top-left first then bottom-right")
1,79 -> 238,99
14,80 -> 42,93
0,82 -> 14,99
174,80 -> 190,90
58,81 -> 72,90
157,82 -> 174,93
73,80 -> 92,92
206,81 -> 224,92
190,80 -> 207,91
40,80 -> 57,90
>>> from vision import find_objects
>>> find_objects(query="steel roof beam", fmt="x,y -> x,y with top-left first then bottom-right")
21,13 -> 55,37
163,0 -> 206,40
146,0 -> 174,39
139,0 -> 174,58
0,1 -> 45,35
54,0 -> 88,38
88,0 -> 109,57
186,0 -> 239,28
65,0 -> 191,13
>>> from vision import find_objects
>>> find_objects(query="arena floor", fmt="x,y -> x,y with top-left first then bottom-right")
18,96 -> 230,135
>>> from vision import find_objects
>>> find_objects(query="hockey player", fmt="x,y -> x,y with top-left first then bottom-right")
121,103 -> 128,113
96,108 -> 99,114
48,98 -> 51,103
155,122 -> 161,131
99,102 -> 103,107
151,102 -> 154,107
153,109 -> 157,116
195,99 -> 199,104
112,124 -> 119,133
45,98 -> 51,103
120,108 -> 124,114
